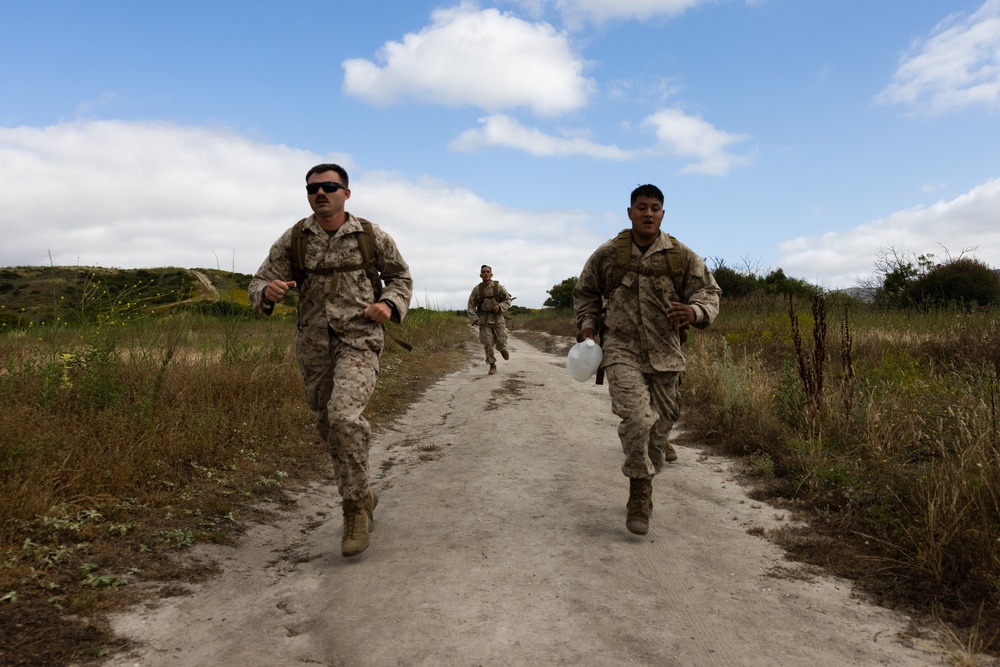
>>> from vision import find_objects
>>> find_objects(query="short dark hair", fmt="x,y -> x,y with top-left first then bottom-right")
481,265 -> 492,272
306,163 -> 349,187
630,184 -> 663,205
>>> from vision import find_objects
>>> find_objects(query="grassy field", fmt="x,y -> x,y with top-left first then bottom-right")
521,297 -> 1000,659
0,268 -> 473,665
2,269 -> 999,663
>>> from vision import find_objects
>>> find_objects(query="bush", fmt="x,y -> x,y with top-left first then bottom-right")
903,258 -> 1000,309
187,300 -> 256,320
713,265 -> 757,297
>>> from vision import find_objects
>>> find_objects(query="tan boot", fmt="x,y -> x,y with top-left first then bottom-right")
488,364 -> 497,375
664,443 -> 678,462
500,348 -> 509,360
342,497 -> 371,557
626,478 -> 653,535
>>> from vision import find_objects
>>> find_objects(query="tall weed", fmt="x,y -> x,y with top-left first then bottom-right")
683,293 -> 1000,638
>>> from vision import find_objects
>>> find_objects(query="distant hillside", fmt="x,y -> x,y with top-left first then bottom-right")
0,266 -> 256,328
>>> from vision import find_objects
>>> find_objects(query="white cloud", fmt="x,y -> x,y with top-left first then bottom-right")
507,0 -> 715,26
0,120 -> 323,273
349,171 -> 605,309
0,121 -> 606,309
75,92 -> 119,117
877,0 -> 1000,113
777,177 -> 1000,289
449,109 -> 751,175
643,108 -> 753,175
449,114 -> 635,159
921,181 -> 949,194
342,6 -> 594,117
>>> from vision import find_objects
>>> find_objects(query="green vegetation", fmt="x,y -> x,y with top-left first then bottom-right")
535,260 -> 1000,653
527,290 -> 1000,652
4,261 -> 1000,659
0,265 -> 257,331
543,276 -> 577,309
0,267 -> 470,664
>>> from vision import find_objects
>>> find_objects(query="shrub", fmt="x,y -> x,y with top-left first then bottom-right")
903,257 -> 1000,309
712,265 -> 757,297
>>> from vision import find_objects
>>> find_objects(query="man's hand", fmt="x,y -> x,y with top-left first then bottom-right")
364,301 -> 392,324
492,303 -> 500,313
666,302 -> 694,329
577,327 -> 594,343
264,280 -> 296,303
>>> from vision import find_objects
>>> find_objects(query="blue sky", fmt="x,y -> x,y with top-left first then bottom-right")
1,0 -> 999,309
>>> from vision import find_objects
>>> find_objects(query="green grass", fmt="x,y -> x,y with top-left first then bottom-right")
3,267 -> 1000,658
515,297 -> 1000,651
0,282 -> 472,663
683,294 -> 1000,646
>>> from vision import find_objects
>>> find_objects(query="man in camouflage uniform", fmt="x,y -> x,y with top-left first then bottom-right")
467,265 -> 512,375
249,163 -> 412,557
573,184 -> 720,536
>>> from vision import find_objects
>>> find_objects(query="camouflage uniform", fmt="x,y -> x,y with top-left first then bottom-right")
467,281 -> 512,365
573,229 -> 720,479
249,213 -> 412,501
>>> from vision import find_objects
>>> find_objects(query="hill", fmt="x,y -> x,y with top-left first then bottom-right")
0,266 -> 258,328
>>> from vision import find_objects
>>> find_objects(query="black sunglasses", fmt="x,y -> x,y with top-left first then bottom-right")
306,182 -> 347,195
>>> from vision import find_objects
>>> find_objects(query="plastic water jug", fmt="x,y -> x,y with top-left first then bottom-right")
565,338 -> 602,382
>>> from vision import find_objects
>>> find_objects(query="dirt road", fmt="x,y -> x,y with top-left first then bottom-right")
105,334 -> 942,667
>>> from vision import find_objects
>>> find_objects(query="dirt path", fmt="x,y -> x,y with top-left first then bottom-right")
104,335 -> 943,667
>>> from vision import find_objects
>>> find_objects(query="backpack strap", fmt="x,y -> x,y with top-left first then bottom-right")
605,230 -> 685,299
475,282 -> 502,312
355,219 -> 382,301
290,218 -> 310,286
288,217 -> 382,301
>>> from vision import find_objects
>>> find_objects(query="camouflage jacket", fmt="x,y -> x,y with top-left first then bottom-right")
467,281 -> 512,326
250,213 -> 412,359
573,230 -> 721,372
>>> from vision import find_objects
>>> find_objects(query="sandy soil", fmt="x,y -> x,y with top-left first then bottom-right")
103,335 -> 945,667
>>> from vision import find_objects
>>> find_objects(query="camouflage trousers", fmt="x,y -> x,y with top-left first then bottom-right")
478,323 -> 508,364
300,330 -> 379,502
605,364 -> 681,479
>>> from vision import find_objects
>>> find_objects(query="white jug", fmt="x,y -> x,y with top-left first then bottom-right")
565,338 -> 603,382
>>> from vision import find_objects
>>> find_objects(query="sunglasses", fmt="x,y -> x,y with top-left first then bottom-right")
306,182 -> 347,195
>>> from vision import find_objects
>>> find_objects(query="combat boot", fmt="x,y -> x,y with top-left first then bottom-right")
500,348 -> 510,360
626,477 -> 653,535
341,497 -> 371,557
488,364 -> 497,375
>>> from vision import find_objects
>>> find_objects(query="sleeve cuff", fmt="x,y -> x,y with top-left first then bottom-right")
380,299 -> 399,318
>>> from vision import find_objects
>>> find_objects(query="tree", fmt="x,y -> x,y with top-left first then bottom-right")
902,257 -> 1000,309
544,277 -> 578,309
761,268 -> 817,299
710,260 -> 757,297
868,246 -> 934,308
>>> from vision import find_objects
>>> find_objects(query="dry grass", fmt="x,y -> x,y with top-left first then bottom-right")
515,300 -> 1000,661
0,308 -> 471,665
5,289 -> 1000,663
680,295 -> 1000,658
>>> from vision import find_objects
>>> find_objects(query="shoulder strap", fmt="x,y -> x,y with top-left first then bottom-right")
604,229 -> 633,297
290,218 -> 309,285
289,217 -> 382,300
605,230 -> 686,299
355,218 -> 382,301
476,282 -> 496,311
664,234 -> 685,298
